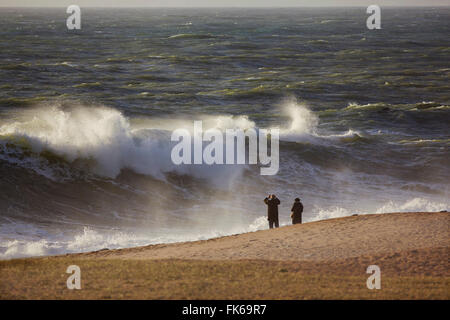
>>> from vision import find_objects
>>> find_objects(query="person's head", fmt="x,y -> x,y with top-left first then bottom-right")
295,198 -> 300,202
271,194 -> 277,199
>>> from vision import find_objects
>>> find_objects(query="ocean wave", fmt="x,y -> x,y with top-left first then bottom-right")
53,61 -> 78,68
0,62 -> 33,71
0,96 -> 48,108
279,98 -> 362,143
397,138 -> 450,145
344,102 -> 390,110
72,82 -> 102,88
196,85 -> 279,98
413,101 -> 450,111
0,102 -> 259,183
0,216 -> 270,260
375,198 -> 448,214
0,103 -> 173,179
0,99 -> 359,181
168,33 -> 218,40
344,101 -> 449,112
306,198 -> 448,223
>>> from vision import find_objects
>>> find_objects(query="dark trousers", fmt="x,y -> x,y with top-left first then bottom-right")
292,217 -> 302,225
269,219 -> 279,229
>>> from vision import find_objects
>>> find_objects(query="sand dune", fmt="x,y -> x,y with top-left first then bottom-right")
75,212 -> 449,264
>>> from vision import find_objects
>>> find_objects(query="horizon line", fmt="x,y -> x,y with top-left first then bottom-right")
1,5 -> 449,8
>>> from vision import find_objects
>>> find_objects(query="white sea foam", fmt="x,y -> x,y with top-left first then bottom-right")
375,197 -> 448,213
308,206 -> 351,222
0,103 -> 254,183
0,215 -> 270,259
282,97 -> 319,135
306,198 -> 448,223
0,100 -> 355,182
278,97 -> 361,142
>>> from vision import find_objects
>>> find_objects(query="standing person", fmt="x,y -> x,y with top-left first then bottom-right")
290,198 -> 303,225
264,194 -> 280,229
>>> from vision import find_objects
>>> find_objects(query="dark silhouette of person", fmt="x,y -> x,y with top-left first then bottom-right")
291,198 -> 303,225
264,194 -> 280,229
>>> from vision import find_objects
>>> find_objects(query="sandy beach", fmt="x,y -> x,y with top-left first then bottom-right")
1,211 -> 449,299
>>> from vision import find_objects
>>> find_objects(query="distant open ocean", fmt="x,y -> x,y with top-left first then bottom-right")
0,7 -> 448,258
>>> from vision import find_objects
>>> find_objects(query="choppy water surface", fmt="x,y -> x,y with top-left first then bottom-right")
0,7 -> 448,258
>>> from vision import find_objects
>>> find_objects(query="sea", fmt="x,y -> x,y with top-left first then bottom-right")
0,7 -> 448,258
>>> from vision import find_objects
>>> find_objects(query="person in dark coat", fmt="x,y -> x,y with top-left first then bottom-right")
290,198 -> 303,224
264,194 -> 280,229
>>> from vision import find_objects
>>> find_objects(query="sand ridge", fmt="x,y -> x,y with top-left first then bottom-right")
72,212 -> 449,263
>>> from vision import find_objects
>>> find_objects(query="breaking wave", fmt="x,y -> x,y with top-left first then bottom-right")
0,215 -> 270,259
0,99 -> 355,181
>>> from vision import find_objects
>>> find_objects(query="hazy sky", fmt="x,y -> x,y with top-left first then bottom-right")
0,0 -> 448,7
